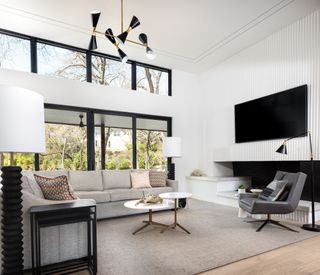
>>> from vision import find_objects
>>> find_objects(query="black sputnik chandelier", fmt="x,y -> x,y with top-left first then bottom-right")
88,0 -> 155,63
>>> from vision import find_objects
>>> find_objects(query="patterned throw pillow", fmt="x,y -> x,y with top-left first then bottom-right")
34,174 -> 78,201
131,171 -> 151,189
149,170 -> 167,187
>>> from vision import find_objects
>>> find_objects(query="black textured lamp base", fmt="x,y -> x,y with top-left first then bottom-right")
1,166 -> 24,275
168,163 -> 175,180
302,223 -> 320,232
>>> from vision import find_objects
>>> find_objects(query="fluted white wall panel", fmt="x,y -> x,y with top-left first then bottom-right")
201,9 -> 320,169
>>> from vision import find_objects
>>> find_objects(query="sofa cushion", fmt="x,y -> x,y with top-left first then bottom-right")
75,191 -> 110,203
149,170 -> 167,187
69,170 -> 103,191
34,175 -> 78,201
107,189 -> 143,202
102,170 -> 131,189
142,186 -> 173,196
22,171 -> 44,198
131,171 -> 151,189
33,170 -> 69,178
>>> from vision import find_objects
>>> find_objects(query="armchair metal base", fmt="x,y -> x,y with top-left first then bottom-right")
246,214 -> 298,232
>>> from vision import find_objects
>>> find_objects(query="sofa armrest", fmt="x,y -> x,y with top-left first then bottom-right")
166,179 -> 178,192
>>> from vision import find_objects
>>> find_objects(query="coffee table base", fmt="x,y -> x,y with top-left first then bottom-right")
132,209 -> 168,235
160,198 -> 191,234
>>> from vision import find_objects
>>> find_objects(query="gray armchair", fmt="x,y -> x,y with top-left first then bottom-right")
239,171 -> 307,232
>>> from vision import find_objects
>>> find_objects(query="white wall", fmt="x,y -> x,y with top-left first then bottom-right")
200,9 -> 320,176
0,68 -> 201,189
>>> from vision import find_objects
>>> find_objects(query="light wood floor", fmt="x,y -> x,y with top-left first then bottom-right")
200,235 -> 320,275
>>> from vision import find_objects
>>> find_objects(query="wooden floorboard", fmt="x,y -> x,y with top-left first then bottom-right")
200,235 -> 320,275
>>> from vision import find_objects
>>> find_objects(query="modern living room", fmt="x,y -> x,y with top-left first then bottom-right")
1,0 -> 320,274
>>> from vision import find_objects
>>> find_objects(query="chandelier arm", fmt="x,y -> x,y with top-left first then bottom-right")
127,39 -> 145,47
94,30 -> 146,47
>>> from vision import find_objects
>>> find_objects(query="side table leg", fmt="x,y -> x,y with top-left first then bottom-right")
92,208 -> 97,275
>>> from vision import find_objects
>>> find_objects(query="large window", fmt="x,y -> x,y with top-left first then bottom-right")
2,104 -> 171,171
0,33 -> 30,72
95,114 -> 133,170
92,55 -> 131,89
136,118 -> 167,170
0,153 -> 35,170
0,29 -> 171,96
40,109 -> 87,170
37,43 -> 86,81
136,66 -> 169,95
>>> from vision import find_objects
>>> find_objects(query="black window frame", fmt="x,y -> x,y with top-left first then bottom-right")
41,103 -> 172,171
0,28 -> 172,96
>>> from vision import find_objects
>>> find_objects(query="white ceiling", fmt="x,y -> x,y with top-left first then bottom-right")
0,0 -> 319,72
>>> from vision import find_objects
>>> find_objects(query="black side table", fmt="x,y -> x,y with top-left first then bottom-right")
30,200 -> 97,275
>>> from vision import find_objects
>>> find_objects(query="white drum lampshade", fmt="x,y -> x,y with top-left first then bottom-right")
0,85 -> 45,274
162,137 -> 181,158
0,85 -> 45,154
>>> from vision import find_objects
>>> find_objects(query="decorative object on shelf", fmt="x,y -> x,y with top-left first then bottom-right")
276,131 -> 320,232
250,188 -> 263,195
0,85 -> 45,274
79,114 -> 84,128
238,184 -> 246,194
88,0 -> 156,62
190,169 -> 207,177
162,137 -> 181,181
135,195 -> 163,205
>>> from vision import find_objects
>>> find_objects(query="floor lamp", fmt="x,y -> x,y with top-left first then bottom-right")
276,131 -> 320,232
162,137 -> 182,180
163,137 -> 184,207
0,85 -> 45,274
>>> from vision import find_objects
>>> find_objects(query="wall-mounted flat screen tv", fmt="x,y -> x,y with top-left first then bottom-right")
235,85 -> 308,143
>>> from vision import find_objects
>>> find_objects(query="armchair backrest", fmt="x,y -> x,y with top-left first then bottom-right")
274,170 -> 307,210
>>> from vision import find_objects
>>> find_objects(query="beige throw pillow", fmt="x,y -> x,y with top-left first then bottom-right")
131,171 -> 151,189
149,170 -> 167,187
34,174 -> 78,201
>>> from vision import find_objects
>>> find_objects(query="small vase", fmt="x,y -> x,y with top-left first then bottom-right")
238,188 -> 246,194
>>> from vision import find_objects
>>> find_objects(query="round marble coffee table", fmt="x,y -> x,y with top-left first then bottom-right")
159,192 -> 192,234
124,200 -> 172,235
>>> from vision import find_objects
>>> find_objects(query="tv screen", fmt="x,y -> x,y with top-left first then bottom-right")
235,85 -> 308,143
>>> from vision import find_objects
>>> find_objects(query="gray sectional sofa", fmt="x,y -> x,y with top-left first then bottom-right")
22,169 -> 178,219
0,169 -> 178,272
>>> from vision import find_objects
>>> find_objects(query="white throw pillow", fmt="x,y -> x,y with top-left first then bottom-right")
131,171 -> 151,189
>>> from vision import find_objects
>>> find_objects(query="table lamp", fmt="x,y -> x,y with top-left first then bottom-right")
162,137 -> 181,180
276,131 -> 320,232
0,85 -> 45,274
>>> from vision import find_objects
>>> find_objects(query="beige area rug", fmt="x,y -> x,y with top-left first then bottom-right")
95,199 -> 317,275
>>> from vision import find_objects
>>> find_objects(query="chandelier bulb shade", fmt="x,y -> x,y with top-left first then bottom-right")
116,31 -> 129,45
138,33 -> 148,45
89,35 -> 97,51
276,143 -> 287,154
146,46 -> 156,59
118,48 -> 128,63
105,28 -> 116,44
91,11 -> 101,28
129,16 -> 140,29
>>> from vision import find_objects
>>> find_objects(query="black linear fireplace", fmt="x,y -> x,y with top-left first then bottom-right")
233,161 -> 320,202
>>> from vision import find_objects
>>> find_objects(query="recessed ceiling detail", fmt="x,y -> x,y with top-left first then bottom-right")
0,0 -> 319,72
